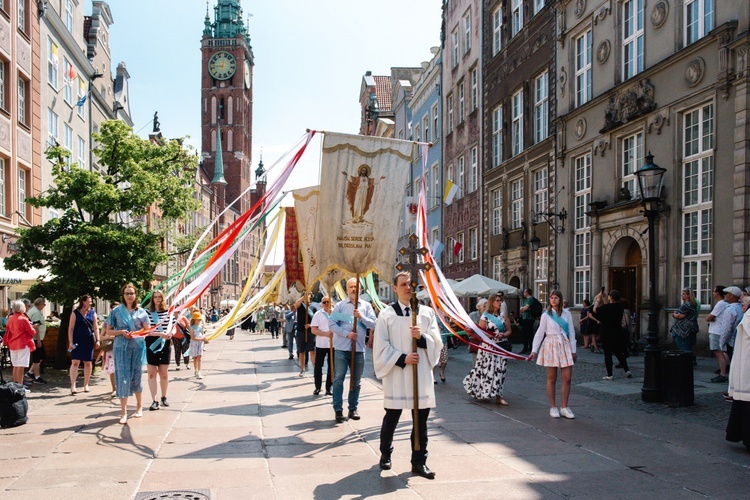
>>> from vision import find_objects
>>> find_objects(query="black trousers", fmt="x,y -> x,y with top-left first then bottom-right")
521,319 -> 535,351
314,347 -> 333,392
379,407 -> 430,466
602,336 -> 629,376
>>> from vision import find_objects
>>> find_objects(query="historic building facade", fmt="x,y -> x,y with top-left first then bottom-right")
555,0 -> 750,341
442,0 -> 483,279
482,0 -> 556,302
201,0 -> 264,304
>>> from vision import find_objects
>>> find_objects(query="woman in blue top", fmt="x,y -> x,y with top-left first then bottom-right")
528,290 -> 577,419
105,283 -> 150,425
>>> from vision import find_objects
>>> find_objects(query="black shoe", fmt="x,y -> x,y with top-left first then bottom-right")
711,375 -> 728,383
34,377 -> 47,384
325,391 -> 333,396
411,464 -> 435,479
149,401 -> 159,411
335,411 -> 347,423
348,410 -> 360,420
160,397 -> 169,407
24,371 -> 34,380
379,456 -> 392,470
288,355 -> 294,360
313,389 -> 321,395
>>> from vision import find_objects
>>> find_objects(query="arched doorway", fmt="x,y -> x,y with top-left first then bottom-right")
509,276 -> 522,316
609,236 -> 642,337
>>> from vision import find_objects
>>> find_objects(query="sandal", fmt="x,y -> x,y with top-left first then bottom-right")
496,398 -> 509,406
593,349 -> 602,354
132,408 -> 143,418
119,414 -> 128,425
71,389 -> 77,395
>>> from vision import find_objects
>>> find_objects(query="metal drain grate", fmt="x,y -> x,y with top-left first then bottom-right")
135,490 -> 212,500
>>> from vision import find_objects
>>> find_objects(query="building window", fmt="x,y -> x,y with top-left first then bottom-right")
511,88 -> 523,156
533,0 -> 546,16
457,232 -> 465,263
63,123 -> 73,166
431,163 -> 439,209
432,103 -> 439,140
463,9 -> 471,54
452,30 -> 459,68
47,108 -> 58,147
78,136 -> 86,169
682,103 -> 714,306
535,248 -> 548,305
431,227 -> 439,249
0,60 -> 6,111
18,168 -> 27,218
574,153 -> 592,305
511,178 -> 523,230
492,106 -> 503,167
511,0 -> 523,37
469,227 -> 477,260
622,0 -> 644,80
18,76 -> 28,125
63,59 -> 73,103
533,72 -> 548,143
622,132 -> 642,198
492,7 -> 503,56
47,38 -> 59,89
493,255 -> 502,281
17,0 -> 27,33
447,93 -> 454,133
423,114 -> 430,143
65,0 -> 74,32
533,167 -> 548,215
470,68 -> 478,111
468,146 -> 478,193
456,155 -> 464,199
0,158 -> 5,216
414,124 -> 420,143
491,188 -> 502,236
685,0 -> 714,45
447,237 -> 454,265
77,77 -> 86,120
458,82 -> 465,123
575,30 -> 592,107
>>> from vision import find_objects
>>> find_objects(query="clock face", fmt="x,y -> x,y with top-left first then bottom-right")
244,60 -> 252,88
208,51 -> 237,80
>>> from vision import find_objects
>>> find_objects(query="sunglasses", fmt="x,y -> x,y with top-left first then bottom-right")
322,301 -> 330,304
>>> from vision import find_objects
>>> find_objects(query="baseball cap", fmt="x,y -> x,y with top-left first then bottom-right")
192,311 -> 203,320
723,286 -> 742,298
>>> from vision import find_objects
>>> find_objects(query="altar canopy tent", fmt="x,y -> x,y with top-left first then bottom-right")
416,278 -> 458,300
450,274 -> 520,298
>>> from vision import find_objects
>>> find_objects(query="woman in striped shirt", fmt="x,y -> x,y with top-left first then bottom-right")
146,291 -> 173,411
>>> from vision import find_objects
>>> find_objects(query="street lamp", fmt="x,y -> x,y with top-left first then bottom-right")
635,151 -> 666,403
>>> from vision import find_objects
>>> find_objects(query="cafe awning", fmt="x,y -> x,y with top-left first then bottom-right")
0,259 -> 48,287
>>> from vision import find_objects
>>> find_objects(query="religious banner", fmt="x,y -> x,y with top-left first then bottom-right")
316,132 -> 413,284
284,207 -> 304,289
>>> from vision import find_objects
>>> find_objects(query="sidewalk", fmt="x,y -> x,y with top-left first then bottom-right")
1,331 -> 748,499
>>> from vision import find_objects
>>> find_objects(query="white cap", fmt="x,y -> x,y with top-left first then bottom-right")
723,286 -> 742,298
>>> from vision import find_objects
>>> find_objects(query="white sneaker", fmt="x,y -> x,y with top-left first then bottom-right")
197,371 -> 204,380
560,407 -> 575,419
625,371 -> 632,378
549,407 -> 560,418
603,375 -> 613,381
299,370 -> 305,377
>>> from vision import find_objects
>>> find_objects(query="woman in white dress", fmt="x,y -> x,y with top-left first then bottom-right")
463,294 -> 511,405
528,290 -> 577,419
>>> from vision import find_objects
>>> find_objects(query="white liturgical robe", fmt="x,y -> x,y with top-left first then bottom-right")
373,304 -> 443,410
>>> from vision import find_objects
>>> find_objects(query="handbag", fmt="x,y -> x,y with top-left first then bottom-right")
496,338 -> 513,352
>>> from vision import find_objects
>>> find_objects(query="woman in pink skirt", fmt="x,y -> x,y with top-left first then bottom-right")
528,290 -> 577,419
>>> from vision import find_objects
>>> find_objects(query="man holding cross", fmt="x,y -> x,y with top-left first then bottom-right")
373,271 -> 443,479
329,278 -> 377,423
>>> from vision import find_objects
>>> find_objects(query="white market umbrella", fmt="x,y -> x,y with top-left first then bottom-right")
451,274 -> 520,298
416,278 -> 459,300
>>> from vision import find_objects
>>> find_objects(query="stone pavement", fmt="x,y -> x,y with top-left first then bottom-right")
1,330 -> 749,499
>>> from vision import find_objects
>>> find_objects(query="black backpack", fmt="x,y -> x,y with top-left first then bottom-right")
0,370 -> 28,428
530,298 -> 543,318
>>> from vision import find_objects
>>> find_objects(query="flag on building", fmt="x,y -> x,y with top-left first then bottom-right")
50,43 -> 59,66
76,78 -> 87,107
67,64 -> 76,82
444,180 -> 458,205
453,240 -> 462,256
431,239 -> 444,261
314,132 -> 413,284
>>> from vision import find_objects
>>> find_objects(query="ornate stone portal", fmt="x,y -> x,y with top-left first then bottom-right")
600,79 -> 657,132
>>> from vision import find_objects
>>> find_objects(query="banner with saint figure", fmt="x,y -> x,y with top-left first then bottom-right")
283,207 -> 304,289
315,132 -> 413,284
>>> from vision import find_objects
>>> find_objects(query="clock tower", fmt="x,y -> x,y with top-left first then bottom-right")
201,0 -> 262,301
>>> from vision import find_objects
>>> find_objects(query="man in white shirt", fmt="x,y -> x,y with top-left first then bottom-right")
26,297 -> 48,385
707,285 -> 729,382
311,296 -> 334,396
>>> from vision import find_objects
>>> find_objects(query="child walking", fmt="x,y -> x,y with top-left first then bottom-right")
189,310 -> 205,379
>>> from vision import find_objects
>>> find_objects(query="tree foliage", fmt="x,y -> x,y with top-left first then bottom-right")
5,120 -> 201,303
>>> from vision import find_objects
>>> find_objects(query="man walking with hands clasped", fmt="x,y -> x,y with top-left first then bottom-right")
373,271 -> 443,480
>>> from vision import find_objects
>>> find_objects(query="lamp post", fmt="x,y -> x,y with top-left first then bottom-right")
635,152 -> 666,403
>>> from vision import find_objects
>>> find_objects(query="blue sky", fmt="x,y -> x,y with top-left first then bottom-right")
109,0 -> 443,192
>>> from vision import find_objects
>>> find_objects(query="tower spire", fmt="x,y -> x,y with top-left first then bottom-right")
212,119 -> 227,185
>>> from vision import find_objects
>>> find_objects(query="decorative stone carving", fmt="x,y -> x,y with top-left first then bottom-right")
17,128 -> 31,164
650,1 -> 669,29
594,137 -> 610,157
0,17 -> 10,56
684,57 -> 705,87
593,6 -> 611,25
16,34 -> 31,76
574,118 -> 587,140
0,115 -> 9,151
600,79 -> 657,133
559,66 -> 567,97
574,0 -> 587,19
647,110 -> 670,135
596,40 -> 611,64
737,43 -> 750,78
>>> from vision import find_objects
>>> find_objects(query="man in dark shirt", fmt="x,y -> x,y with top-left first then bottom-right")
295,293 -> 316,376
594,289 -> 631,380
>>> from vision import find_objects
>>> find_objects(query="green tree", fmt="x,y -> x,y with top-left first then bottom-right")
6,120 -> 200,366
